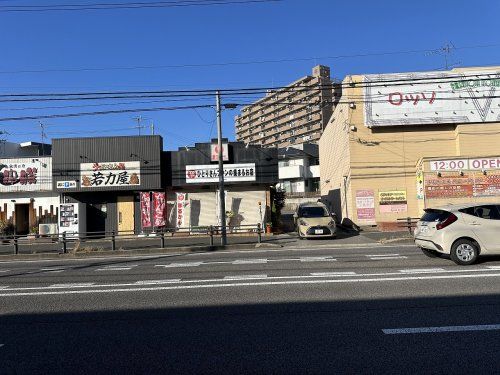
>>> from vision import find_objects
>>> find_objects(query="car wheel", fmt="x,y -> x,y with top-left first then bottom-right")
450,239 -> 478,265
420,248 -> 440,258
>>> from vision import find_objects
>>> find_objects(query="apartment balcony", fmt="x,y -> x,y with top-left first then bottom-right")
308,165 -> 320,178
279,165 -> 304,179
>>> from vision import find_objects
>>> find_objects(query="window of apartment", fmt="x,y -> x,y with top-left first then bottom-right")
306,105 -> 312,113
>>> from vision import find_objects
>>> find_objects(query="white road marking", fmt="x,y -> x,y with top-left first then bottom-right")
155,262 -> 203,268
232,259 -> 268,264
96,267 -> 132,271
0,286 -> 9,289
4,272 -> 500,297
399,268 -> 445,273
300,257 -> 336,262
40,268 -> 66,272
223,274 -> 268,280
369,256 -> 407,260
366,254 -> 400,257
0,270 -> 10,273
486,266 -> 500,270
382,324 -> 500,335
310,272 -> 357,276
134,279 -> 181,285
49,283 -> 95,288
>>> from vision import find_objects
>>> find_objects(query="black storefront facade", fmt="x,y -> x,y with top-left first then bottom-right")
165,140 -> 278,231
52,135 -> 163,235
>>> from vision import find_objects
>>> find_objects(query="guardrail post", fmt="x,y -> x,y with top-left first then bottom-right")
62,232 -> 67,254
13,236 -> 19,255
111,230 -> 116,251
209,226 -> 214,247
257,223 -> 262,244
160,230 -> 165,249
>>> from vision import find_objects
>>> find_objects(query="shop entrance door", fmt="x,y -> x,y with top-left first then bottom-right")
15,204 -> 30,235
87,203 -> 107,236
117,196 -> 135,234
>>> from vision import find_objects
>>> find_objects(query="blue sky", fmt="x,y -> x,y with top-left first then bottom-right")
1,0 -> 499,150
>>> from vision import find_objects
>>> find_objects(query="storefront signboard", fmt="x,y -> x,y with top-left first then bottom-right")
210,143 -> 229,162
379,190 -> 407,213
57,180 -> 77,189
425,174 -> 474,199
429,157 -> 500,171
0,157 -> 52,192
185,163 -> 256,183
364,69 -> 500,127
80,161 -> 140,188
355,190 -> 375,222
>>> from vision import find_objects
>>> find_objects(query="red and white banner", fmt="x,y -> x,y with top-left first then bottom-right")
210,143 -> 229,162
176,192 -> 187,228
152,192 -> 166,227
140,192 -> 151,228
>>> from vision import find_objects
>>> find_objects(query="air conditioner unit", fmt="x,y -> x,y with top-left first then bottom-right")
39,223 -> 58,235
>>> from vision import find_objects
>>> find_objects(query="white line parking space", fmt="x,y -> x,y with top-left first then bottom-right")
382,324 -> 500,334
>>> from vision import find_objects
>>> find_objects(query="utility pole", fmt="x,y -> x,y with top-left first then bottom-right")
39,122 -> 46,156
216,91 -> 227,246
133,116 -> 145,136
150,121 -> 155,135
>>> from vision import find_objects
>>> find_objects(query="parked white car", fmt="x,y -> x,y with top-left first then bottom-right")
414,204 -> 500,265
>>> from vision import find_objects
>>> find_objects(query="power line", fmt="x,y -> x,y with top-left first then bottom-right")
0,0 -> 281,12
0,43 -> 498,75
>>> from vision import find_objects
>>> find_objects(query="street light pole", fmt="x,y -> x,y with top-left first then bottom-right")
216,91 -> 227,246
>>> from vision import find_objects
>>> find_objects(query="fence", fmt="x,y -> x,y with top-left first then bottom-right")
396,217 -> 420,234
0,224 -> 265,255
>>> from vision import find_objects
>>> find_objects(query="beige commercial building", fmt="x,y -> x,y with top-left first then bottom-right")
235,65 -> 339,148
320,65 -> 500,230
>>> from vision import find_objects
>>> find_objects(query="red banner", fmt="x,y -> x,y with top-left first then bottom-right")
140,192 -> 151,228
152,192 -> 166,227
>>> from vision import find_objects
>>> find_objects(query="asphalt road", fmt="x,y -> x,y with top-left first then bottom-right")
2,242 -> 500,374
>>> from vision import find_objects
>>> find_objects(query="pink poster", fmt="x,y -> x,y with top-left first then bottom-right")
355,189 -> 375,222
140,192 -> 151,228
153,192 -> 166,227
176,192 -> 186,228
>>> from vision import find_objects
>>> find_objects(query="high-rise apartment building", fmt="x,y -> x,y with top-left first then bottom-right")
234,65 -> 339,148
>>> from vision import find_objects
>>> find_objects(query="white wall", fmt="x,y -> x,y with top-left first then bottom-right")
0,194 -> 60,221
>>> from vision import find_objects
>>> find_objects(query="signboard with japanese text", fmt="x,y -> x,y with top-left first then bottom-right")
379,190 -> 407,214
140,192 -> 151,228
355,190 -> 375,223
80,161 -> 140,188
363,69 -> 500,127
57,180 -> 77,189
185,163 -> 256,184
152,192 -> 166,227
176,192 -> 187,228
0,157 -> 52,192
425,172 -> 500,199
210,143 -> 229,162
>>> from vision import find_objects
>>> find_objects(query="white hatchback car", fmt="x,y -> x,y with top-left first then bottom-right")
414,204 -> 500,265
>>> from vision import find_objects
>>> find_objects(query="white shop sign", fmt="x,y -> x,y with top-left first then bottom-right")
364,69 -> 500,127
80,161 -> 141,188
210,143 -> 229,162
430,157 -> 500,171
0,157 -> 52,192
185,163 -> 256,183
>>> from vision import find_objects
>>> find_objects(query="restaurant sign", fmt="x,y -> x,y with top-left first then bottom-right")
80,161 -> 140,188
0,157 -> 52,192
379,190 -> 408,214
185,163 -> 256,183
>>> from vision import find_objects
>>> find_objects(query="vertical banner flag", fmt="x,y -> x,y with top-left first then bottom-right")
176,192 -> 186,228
153,192 -> 166,227
140,192 -> 151,228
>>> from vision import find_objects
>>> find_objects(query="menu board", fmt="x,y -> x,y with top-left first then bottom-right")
59,204 -> 76,228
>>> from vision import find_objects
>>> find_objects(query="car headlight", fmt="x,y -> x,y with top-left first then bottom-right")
299,219 -> 308,226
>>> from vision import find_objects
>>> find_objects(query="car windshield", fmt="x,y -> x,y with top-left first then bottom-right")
299,206 -> 329,218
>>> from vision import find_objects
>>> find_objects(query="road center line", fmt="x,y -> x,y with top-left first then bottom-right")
370,256 -> 407,260
134,279 -> 181,285
399,268 -> 445,273
4,272 -> 500,297
366,254 -> 400,257
382,324 -> 500,335
224,274 -> 268,280
300,257 -> 336,262
155,262 -> 203,268
310,272 -> 356,276
49,283 -> 95,288
96,267 -> 132,271
232,259 -> 268,264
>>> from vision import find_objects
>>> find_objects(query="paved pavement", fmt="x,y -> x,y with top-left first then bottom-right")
2,241 -> 500,374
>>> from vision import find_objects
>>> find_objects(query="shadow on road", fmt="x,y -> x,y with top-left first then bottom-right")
2,294 -> 500,374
